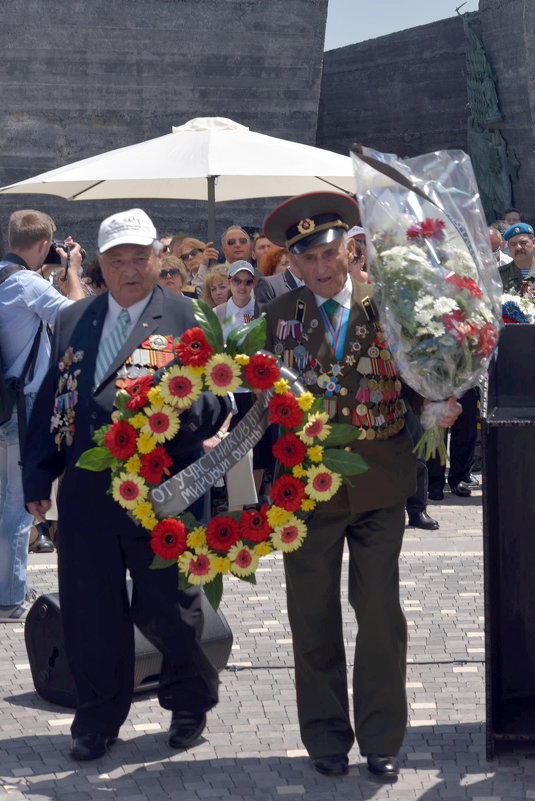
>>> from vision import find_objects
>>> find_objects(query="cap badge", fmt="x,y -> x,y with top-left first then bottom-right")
297,218 -> 316,235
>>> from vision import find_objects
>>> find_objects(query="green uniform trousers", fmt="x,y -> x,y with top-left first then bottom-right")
283,503 -> 407,759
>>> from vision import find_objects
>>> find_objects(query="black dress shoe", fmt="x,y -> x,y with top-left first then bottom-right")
311,753 -> 349,776
367,753 -> 399,778
450,482 -> 471,497
428,488 -> 444,501
168,710 -> 206,749
407,511 -> 439,530
29,523 -> 54,553
70,733 -> 115,761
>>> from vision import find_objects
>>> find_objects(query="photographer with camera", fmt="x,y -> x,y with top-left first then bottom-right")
0,210 -> 85,621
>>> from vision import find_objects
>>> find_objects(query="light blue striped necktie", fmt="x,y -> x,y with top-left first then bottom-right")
94,307 -> 131,387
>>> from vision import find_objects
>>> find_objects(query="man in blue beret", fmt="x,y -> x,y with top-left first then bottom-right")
500,223 -> 535,292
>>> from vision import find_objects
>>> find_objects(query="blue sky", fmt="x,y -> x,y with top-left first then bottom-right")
324,0 -> 479,50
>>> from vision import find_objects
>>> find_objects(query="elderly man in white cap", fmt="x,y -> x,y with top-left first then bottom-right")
23,209 -> 230,761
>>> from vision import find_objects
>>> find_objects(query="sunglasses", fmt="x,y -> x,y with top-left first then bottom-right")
227,237 -> 248,246
181,248 -> 202,261
161,245 -> 170,253
160,269 -> 180,278
231,275 -> 254,286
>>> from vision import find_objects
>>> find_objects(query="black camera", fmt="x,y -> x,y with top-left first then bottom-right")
45,240 -> 87,266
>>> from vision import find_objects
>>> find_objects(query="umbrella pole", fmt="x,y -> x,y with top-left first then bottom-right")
207,175 -> 217,244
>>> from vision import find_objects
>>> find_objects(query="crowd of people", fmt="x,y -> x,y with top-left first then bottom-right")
0,194 -> 530,778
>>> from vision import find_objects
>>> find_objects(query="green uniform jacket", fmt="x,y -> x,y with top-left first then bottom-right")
263,279 -> 416,515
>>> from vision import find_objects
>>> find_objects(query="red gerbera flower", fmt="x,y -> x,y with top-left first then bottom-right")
139,445 -> 173,484
125,375 -> 153,411
477,323 -> 498,357
272,431 -> 307,467
240,504 -> 271,543
268,393 -> 304,428
243,353 -> 281,389
175,327 -> 213,367
206,515 -> 241,552
271,474 -> 306,512
148,411 -> 170,435
104,420 -> 138,459
150,518 -> 188,560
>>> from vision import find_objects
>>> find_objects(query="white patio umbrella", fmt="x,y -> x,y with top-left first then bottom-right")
0,117 -> 356,240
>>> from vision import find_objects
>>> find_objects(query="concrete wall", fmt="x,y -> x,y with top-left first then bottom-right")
478,0 -> 535,221
0,0 -> 328,258
317,16 -> 470,160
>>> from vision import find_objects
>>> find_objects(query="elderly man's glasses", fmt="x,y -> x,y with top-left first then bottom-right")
231,276 -> 254,286
181,248 -> 202,261
160,269 -> 180,278
227,237 -> 248,246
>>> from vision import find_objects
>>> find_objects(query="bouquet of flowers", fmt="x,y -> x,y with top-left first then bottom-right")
351,145 -> 503,462
502,292 -> 535,324
77,300 -> 367,609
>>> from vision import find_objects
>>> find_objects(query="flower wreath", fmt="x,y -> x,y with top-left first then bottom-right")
77,300 -> 367,609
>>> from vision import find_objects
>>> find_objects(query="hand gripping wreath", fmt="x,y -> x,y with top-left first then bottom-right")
77,300 -> 368,609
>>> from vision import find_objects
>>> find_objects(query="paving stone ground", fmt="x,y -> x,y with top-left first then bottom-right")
2,476 -> 534,800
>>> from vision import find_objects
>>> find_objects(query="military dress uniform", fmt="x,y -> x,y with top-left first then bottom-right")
263,195 -> 416,763
23,285 -> 229,740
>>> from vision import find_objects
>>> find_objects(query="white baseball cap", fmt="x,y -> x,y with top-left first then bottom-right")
347,225 -> 366,238
98,208 -> 157,253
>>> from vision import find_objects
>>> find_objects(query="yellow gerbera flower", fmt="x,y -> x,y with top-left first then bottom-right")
298,412 -> 331,444
178,547 -> 217,585
204,354 -> 242,396
271,516 -> 307,552
254,541 -> 273,556
137,431 -> 158,454
234,353 -> 250,366
292,464 -> 306,478
306,465 -> 342,501
228,543 -> 260,577
141,404 -> 180,443
274,378 -> 290,394
301,498 -> 317,512
307,445 -> 324,462
147,385 -> 164,409
125,453 -> 141,474
266,505 -> 292,528
212,556 -> 231,574
111,472 -> 148,510
187,526 -> 206,548
130,412 -> 147,430
132,500 -> 158,530
297,391 -> 315,411
160,365 -> 203,410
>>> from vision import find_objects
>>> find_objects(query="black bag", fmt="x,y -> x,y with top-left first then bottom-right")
0,264 -> 43,446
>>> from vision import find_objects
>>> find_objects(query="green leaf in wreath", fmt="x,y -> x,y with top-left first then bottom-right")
322,448 -> 369,476
227,315 -> 266,357
320,424 -> 362,447
177,570 -> 191,590
237,572 -> 257,585
92,425 -> 109,447
191,298 -> 225,353
203,573 -> 223,611
75,446 -> 115,472
115,390 -> 131,415
178,511 -> 198,530
150,553 -> 176,570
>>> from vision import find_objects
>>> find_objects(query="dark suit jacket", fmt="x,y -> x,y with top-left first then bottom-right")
254,268 -> 300,316
23,285 -> 229,534
263,279 -> 416,514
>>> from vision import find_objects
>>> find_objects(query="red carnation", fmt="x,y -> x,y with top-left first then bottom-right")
477,323 -> 498,357
271,474 -> 306,513
407,217 -> 445,241
268,393 -> 304,428
104,420 -> 138,459
125,375 -> 153,411
443,309 -> 477,343
240,504 -> 271,543
150,518 -> 188,560
206,515 -> 241,552
175,327 -> 213,367
445,272 -> 483,298
243,353 -> 281,389
139,446 -> 173,484
272,431 -> 307,467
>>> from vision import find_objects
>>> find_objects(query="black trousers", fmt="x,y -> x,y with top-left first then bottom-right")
427,388 -> 478,491
405,409 -> 428,515
57,520 -> 219,737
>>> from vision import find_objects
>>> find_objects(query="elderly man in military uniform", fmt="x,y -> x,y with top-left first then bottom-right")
262,192 -> 460,779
